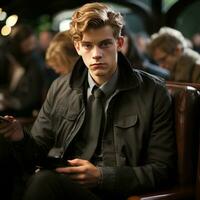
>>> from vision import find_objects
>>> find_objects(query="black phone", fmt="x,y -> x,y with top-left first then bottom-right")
42,156 -> 70,170
40,147 -> 69,170
0,116 -> 10,124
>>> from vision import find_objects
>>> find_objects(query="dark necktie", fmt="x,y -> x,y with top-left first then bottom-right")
82,87 -> 104,160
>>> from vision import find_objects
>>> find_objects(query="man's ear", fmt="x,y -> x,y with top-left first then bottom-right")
174,44 -> 182,56
117,36 -> 124,50
74,41 -> 82,56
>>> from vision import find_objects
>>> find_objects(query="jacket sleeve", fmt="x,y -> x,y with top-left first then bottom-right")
13,79 -> 59,168
99,83 -> 176,197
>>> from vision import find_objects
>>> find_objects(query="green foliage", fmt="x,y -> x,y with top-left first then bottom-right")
36,15 -> 52,34
163,0 -> 178,10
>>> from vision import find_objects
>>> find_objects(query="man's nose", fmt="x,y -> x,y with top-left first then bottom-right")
92,46 -> 102,60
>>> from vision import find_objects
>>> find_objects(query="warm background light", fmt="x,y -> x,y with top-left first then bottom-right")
1,25 -> 11,36
0,11 -> 7,21
59,19 -> 71,31
6,14 -> 18,27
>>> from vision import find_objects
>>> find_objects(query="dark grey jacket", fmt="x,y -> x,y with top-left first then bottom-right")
21,53 -> 176,196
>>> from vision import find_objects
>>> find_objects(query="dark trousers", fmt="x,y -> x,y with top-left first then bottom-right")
0,136 -> 22,200
23,170 -> 101,200
0,136 -> 126,200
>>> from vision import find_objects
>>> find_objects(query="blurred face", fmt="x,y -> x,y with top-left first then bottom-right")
75,25 -> 124,85
153,47 -> 180,72
20,35 -> 37,54
39,31 -> 53,50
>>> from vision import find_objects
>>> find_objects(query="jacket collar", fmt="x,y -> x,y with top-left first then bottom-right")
69,52 -> 140,91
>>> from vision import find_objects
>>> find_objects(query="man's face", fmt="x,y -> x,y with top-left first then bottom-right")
75,25 -> 124,85
153,47 -> 179,72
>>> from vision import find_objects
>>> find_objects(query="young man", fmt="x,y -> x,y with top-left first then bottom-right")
147,27 -> 200,83
0,3 -> 176,200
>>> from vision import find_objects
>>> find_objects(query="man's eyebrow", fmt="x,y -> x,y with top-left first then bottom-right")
98,39 -> 113,45
81,41 -> 91,44
81,39 -> 113,45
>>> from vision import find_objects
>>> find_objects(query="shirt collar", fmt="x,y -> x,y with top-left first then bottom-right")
88,68 -> 118,99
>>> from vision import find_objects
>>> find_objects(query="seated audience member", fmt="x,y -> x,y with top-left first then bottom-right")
38,29 -> 58,90
0,39 -> 10,88
0,3 -> 176,200
45,30 -> 79,75
134,32 -> 150,56
121,27 -> 170,80
134,32 -> 158,65
191,32 -> 200,54
0,24 -> 45,117
147,27 -> 200,83
38,30 -> 55,59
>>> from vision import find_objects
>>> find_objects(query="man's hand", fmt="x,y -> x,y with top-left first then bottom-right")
55,158 -> 101,188
0,116 -> 24,141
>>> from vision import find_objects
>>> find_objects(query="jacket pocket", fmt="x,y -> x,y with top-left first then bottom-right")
114,115 -> 137,128
53,111 -> 80,142
63,112 -> 79,121
114,115 -> 139,166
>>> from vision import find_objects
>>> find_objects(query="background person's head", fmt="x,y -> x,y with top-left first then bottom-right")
147,27 -> 187,72
39,30 -> 55,54
45,31 -> 79,75
9,24 -> 37,56
121,26 -> 144,68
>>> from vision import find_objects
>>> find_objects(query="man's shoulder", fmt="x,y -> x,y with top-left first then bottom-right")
47,73 -> 72,98
131,69 -> 170,101
51,73 -> 71,89
118,52 -> 166,89
133,69 -> 166,87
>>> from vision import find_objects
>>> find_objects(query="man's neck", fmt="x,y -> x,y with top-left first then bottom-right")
90,70 -> 118,86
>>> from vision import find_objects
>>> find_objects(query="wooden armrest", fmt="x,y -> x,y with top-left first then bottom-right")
127,186 -> 195,200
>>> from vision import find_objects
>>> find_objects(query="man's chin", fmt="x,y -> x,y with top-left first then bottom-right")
92,70 -> 106,76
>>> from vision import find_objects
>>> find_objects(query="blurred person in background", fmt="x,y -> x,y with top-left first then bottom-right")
121,27 -> 170,80
38,30 -> 55,58
147,27 -> 200,83
0,39 -> 10,88
0,24 -> 45,117
134,32 -> 150,59
191,32 -> 200,54
38,29 -> 60,92
45,30 -> 79,75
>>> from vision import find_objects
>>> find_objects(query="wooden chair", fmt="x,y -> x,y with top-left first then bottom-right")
128,83 -> 200,200
196,143 -> 200,200
166,81 -> 200,91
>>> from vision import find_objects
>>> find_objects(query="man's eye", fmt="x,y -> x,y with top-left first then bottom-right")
82,44 -> 92,49
100,41 -> 112,48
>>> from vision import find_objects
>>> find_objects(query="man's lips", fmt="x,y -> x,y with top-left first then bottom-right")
91,63 -> 105,67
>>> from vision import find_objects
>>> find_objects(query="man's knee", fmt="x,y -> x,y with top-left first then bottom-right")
0,136 -> 13,160
23,170 -> 62,200
27,170 -> 58,187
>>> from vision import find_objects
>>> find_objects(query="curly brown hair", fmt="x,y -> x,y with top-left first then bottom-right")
69,2 -> 124,42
